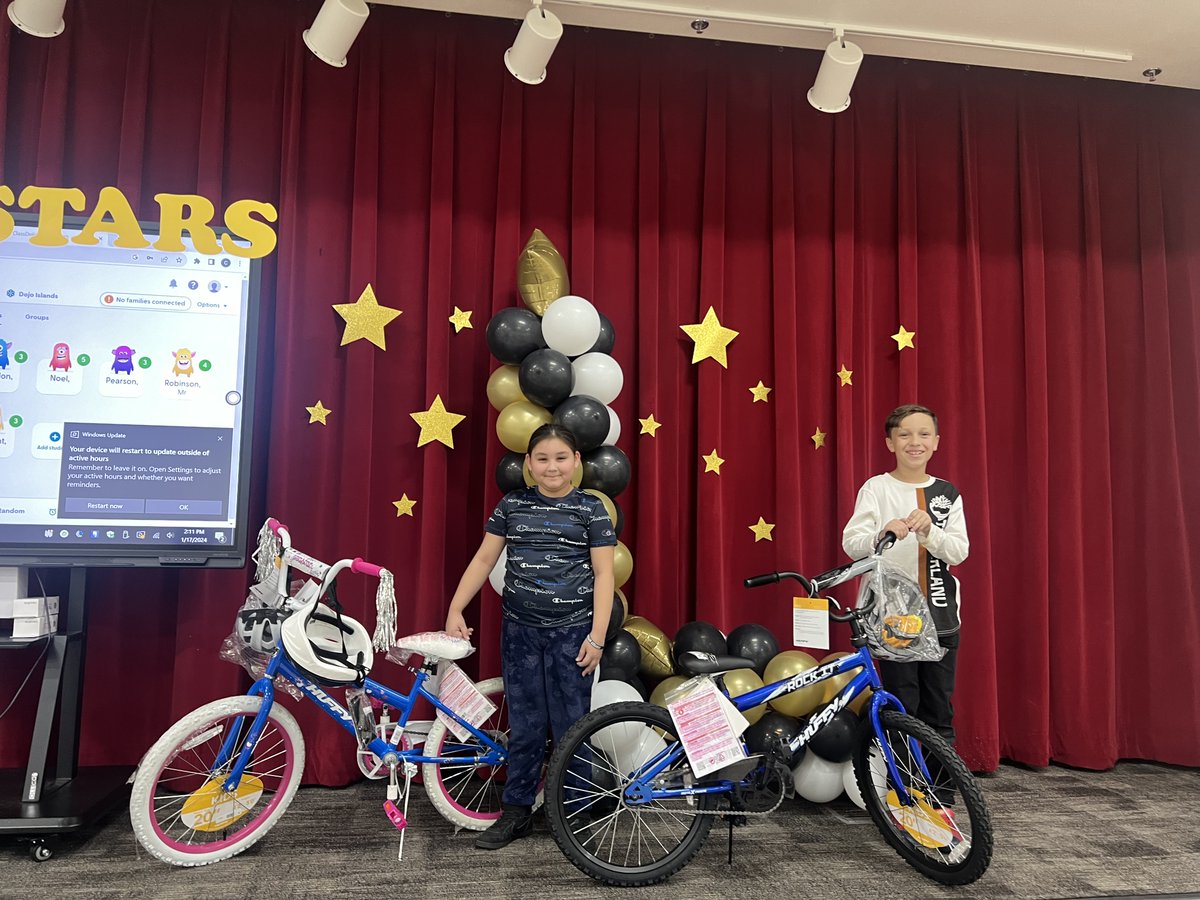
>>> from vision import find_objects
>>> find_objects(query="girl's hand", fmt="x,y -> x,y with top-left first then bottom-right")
576,636 -> 603,676
445,611 -> 473,640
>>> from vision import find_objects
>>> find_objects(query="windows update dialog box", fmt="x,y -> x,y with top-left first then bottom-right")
57,423 -> 235,521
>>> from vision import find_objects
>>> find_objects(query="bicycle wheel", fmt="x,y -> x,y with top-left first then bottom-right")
422,677 -> 544,830
545,701 -> 717,887
129,695 -> 305,866
855,709 -> 993,885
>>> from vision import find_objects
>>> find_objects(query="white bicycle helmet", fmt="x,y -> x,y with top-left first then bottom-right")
280,595 -> 374,685
236,606 -> 289,654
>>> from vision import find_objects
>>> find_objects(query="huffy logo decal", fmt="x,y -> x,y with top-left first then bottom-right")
0,185 -> 278,259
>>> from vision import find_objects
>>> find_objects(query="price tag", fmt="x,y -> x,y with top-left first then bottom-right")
435,663 -> 496,742
793,596 -> 829,650
667,678 -> 748,778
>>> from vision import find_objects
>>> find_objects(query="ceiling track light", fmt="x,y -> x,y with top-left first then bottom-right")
6,0 -> 66,38
505,0 -> 564,85
808,27 -> 863,114
303,0 -> 370,68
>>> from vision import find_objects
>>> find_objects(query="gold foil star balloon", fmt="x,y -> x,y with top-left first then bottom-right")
410,395 -> 466,448
516,229 -> 570,316
333,284 -> 402,350
680,307 -> 739,367
623,615 -> 674,680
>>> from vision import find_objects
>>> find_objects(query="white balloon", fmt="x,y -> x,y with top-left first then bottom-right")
591,679 -> 642,711
842,759 -> 867,810
604,406 -> 621,446
542,295 -> 601,357
571,352 -> 624,405
613,730 -> 668,779
792,751 -> 845,803
488,547 -> 507,595
590,684 -> 648,754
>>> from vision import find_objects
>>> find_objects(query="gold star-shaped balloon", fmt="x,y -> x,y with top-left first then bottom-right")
639,414 -> 662,437
448,306 -> 473,333
410,395 -> 466,448
749,517 -> 775,542
811,427 -> 827,449
392,494 -> 417,517
702,449 -> 725,474
891,326 -> 915,351
306,400 -> 332,425
749,381 -> 772,403
680,307 -> 739,368
837,365 -> 853,386
333,284 -> 403,350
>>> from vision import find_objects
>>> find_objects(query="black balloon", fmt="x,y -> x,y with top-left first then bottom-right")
586,312 -> 615,355
519,348 -> 574,408
495,452 -> 526,493
612,499 -> 624,536
486,308 -> 546,365
743,711 -> 805,767
727,623 -> 781,677
672,621 -> 727,671
581,445 -> 631,498
599,629 -> 642,681
806,709 -> 861,764
554,395 -> 611,452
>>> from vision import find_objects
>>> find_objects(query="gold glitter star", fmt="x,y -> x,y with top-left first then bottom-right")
749,381 -> 772,403
410,395 -> 466,448
837,365 -> 853,387
749,517 -> 775,542
333,284 -> 403,350
639,414 -> 663,437
392,494 -> 417,517
811,427 -> 827,449
680,307 -> 739,368
448,306 -> 473,333
891,326 -> 915,351
702,449 -> 725,474
306,400 -> 332,425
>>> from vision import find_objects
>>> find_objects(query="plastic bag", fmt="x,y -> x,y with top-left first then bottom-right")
856,558 -> 946,663
219,575 -> 310,702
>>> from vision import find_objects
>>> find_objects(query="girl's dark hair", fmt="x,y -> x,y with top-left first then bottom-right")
526,423 -> 579,455
885,404 -> 938,436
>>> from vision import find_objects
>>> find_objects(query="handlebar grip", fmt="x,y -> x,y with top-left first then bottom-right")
352,557 -> 383,577
875,531 -> 898,554
267,518 -> 288,537
744,573 -> 781,589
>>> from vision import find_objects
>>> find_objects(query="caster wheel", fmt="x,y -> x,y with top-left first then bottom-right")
30,842 -> 53,862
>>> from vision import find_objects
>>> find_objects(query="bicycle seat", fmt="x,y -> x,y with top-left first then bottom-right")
392,631 -> 475,663
676,651 -> 757,676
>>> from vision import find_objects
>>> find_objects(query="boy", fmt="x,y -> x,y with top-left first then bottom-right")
842,404 -> 969,750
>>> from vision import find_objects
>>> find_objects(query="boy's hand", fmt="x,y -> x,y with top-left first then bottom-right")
882,518 -> 911,540
576,636 -> 603,676
445,611 -> 473,640
905,509 -> 933,538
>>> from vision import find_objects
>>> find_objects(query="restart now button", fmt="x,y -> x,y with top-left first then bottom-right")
145,499 -> 224,515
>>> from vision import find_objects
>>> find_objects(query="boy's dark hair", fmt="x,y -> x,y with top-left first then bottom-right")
885,404 -> 939,436
527,423 -> 580,455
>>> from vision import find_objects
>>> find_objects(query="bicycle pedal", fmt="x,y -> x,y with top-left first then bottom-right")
383,799 -> 407,831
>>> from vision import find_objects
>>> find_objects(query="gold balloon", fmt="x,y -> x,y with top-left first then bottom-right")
649,675 -> 688,708
624,615 -> 673,680
849,686 -> 873,716
721,668 -> 767,724
496,400 -> 553,453
486,365 -> 526,411
516,228 -> 570,316
819,651 -> 864,705
583,489 -> 617,526
763,650 -> 823,718
613,540 -> 633,589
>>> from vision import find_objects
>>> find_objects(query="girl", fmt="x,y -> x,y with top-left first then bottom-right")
445,423 -> 616,850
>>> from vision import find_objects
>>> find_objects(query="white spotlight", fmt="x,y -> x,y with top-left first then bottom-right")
807,30 -> 863,114
6,0 -> 66,38
303,0 -> 370,68
504,2 -> 563,85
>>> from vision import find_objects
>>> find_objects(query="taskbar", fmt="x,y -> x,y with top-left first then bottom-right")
0,523 -> 237,547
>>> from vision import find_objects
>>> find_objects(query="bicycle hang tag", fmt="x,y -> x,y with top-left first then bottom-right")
435,663 -> 496,742
792,595 -> 829,649
666,677 -> 748,778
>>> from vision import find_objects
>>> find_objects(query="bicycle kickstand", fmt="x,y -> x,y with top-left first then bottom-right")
383,761 -> 418,861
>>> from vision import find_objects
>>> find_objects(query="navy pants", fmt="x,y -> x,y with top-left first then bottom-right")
500,619 -> 593,808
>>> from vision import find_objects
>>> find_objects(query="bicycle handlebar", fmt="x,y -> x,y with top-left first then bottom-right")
351,557 -> 384,578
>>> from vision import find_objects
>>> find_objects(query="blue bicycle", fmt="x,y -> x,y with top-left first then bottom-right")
130,519 -> 535,866
545,535 -> 993,886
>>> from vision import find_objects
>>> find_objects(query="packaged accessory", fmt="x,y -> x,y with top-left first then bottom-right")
856,559 -> 946,662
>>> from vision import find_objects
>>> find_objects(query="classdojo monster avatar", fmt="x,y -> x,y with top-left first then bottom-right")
49,342 -> 72,372
0,339 -> 11,370
171,348 -> 196,377
111,345 -> 136,374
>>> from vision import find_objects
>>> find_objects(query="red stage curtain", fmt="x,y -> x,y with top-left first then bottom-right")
1,1 -> 1198,784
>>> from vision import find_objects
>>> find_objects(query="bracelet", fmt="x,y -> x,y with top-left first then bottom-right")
586,635 -> 605,651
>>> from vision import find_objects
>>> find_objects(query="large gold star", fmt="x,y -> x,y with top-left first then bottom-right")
448,306 -> 473,333
333,284 -> 403,350
306,400 -> 332,425
811,427 -> 827,449
749,517 -> 775,542
680,307 -> 739,368
639,414 -> 662,437
410,395 -> 466,448
749,381 -> 772,403
891,326 -> 915,351
392,494 -> 417,517
702,449 -> 725,474
837,365 -> 853,387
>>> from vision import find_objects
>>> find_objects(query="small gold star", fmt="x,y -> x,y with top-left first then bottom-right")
837,365 -> 853,387
448,306 -> 473,333
306,400 -> 332,425
749,517 -> 775,542
392,494 -> 417,517
891,326 -> 915,351
639,414 -> 663,437
333,284 -> 403,350
702,449 -> 725,474
811,427 -> 827,449
749,381 -> 772,403
680,307 -> 739,368
410,394 -> 466,448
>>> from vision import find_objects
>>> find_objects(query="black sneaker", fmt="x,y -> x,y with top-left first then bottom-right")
474,805 -> 533,850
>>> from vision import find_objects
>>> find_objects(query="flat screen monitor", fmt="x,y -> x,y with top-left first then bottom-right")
0,214 -> 262,567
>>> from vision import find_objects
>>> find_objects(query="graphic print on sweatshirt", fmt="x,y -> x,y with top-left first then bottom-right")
918,479 -> 961,634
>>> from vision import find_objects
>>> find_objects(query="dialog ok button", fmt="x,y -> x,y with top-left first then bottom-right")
145,499 -> 224,515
